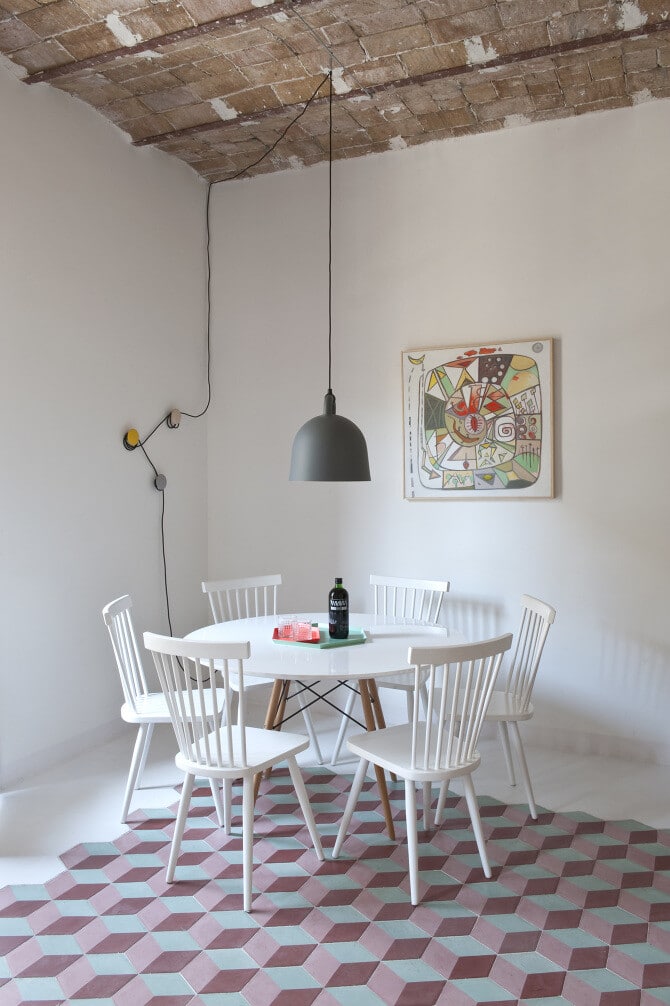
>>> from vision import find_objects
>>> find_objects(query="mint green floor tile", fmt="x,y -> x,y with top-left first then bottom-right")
263,965 -> 320,989
497,950 -> 563,973
376,919 -> 434,939
206,948 -> 256,970
100,914 -> 147,933
449,977 -> 517,1001
614,941 -> 670,964
319,941 -> 377,963
142,971 -> 195,994
544,927 -> 607,949
153,930 -> 201,951
382,957 -> 444,982
328,986 -> 386,1005
319,905 -> 370,924
264,924 -> 317,946
480,914 -> 538,935
0,918 -> 32,935
51,900 -> 96,916
12,977 -> 64,999
200,995 -> 248,1005
570,968 -> 641,991
36,933 -> 83,953
87,952 -> 136,975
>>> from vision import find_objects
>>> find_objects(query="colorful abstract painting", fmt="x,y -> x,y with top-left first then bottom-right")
403,340 -> 554,500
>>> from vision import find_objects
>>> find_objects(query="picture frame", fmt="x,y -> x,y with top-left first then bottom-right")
402,338 -> 554,500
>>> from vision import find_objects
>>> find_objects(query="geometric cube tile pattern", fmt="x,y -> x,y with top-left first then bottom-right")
1,769 -> 669,1005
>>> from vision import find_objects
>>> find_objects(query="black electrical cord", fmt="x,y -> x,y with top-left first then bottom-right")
133,72 -> 331,637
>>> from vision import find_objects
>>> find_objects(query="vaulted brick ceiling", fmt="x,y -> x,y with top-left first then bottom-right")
1,0 -> 669,182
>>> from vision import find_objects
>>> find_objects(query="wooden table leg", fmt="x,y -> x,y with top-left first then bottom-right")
254,679 -> 285,800
367,680 -> 396,783
359,679 -> 396,842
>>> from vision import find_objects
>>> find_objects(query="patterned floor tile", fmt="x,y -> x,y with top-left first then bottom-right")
1,768 -> 669,1006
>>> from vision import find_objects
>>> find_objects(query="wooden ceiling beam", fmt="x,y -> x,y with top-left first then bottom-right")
24,0 -> 318,85
132,18 -> 670,151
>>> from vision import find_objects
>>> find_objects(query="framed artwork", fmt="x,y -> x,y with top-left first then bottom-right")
402,339 -> 554,500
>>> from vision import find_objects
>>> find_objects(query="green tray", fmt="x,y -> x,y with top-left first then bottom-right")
272,625 -> 367,649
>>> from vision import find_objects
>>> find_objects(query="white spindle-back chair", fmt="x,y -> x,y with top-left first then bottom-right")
331,575 -> 450,765
143,632 -> 324,912
480,594 -> 556,819
201,574 -> 323,764
102,595 -> 227,824
333,633 -> 513,905
202,574 -> 281,623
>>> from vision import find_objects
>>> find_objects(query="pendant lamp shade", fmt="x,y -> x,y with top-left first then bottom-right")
288,70 -> 371,483
290,391 -> 370,481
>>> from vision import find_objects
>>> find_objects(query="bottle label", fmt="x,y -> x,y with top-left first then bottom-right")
330,599 -> 348,609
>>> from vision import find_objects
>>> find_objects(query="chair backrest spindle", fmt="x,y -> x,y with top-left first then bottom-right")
504,595 -> 556,712
143,633 -> 251,771
408,634 -> 513,773
202,574 -> 281,624
371,574 -> 450,625
102,595 -> 150,713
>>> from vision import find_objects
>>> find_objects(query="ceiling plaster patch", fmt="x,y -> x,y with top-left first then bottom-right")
105,12 -> 142,47
210,97 -> 239,120
251,0 -> 275,7
273,11 -> 289,20
464,35 -> 499,65
504,113 -> 531,128
632,86 -> 654,102
288,155 -> 304,169
616,2 -> 648,30
389,135 -> 407,150
329,67 -> 352,94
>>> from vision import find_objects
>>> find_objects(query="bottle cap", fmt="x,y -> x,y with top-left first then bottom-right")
335,577 -> 342,584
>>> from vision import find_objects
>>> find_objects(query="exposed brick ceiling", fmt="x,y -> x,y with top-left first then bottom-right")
1,0 -> 669,182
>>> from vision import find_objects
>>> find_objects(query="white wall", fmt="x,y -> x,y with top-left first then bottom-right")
209,99 -> 670,764
1,66 -> 209,785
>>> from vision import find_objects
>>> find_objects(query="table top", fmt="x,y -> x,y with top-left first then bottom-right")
185,613 -> 464,681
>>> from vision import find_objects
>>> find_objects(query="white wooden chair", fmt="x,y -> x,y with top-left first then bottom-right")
478,594 -> 556,820
143,632 -> 324,912
330,575 -> 450,765
332,633 -> 513,906
202,574 -> 323,764
102,595 -> 227,825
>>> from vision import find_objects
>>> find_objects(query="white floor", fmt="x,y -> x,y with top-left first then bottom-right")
1,710 -> 669,889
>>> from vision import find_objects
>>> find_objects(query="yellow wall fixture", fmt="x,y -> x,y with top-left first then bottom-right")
123,428 -> 140,450
289,70 -> 370,483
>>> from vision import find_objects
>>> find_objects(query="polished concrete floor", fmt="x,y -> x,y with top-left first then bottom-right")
1,709 -> 669,889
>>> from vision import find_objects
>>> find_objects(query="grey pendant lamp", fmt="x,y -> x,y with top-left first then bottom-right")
289,71 -> 371,482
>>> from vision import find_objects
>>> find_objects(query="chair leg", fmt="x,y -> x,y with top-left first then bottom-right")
462,774 -> 491,879
331,689 -> 357,766
422,782 -> 431,831
121,723 -> 153,823
223,779 -> 233,835
509,721 -> 537,819
242,775 -> 255,912
498,721 -> 516,786
210,779 -> 225,829
434,780 -> 449,827
286,755 -> 324,861
296,692 -> 324,765
166,773 -> 195,883
332,758 -> 369,859
405,779 -> 420,906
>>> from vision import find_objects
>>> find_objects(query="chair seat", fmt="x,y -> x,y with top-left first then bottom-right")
122,688 -> 227,725
176,725 -> 310,778
347,723 -> 481,783
485,692 -> 534,723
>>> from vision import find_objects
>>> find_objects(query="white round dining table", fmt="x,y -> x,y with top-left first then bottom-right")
186,613 -> 464,839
